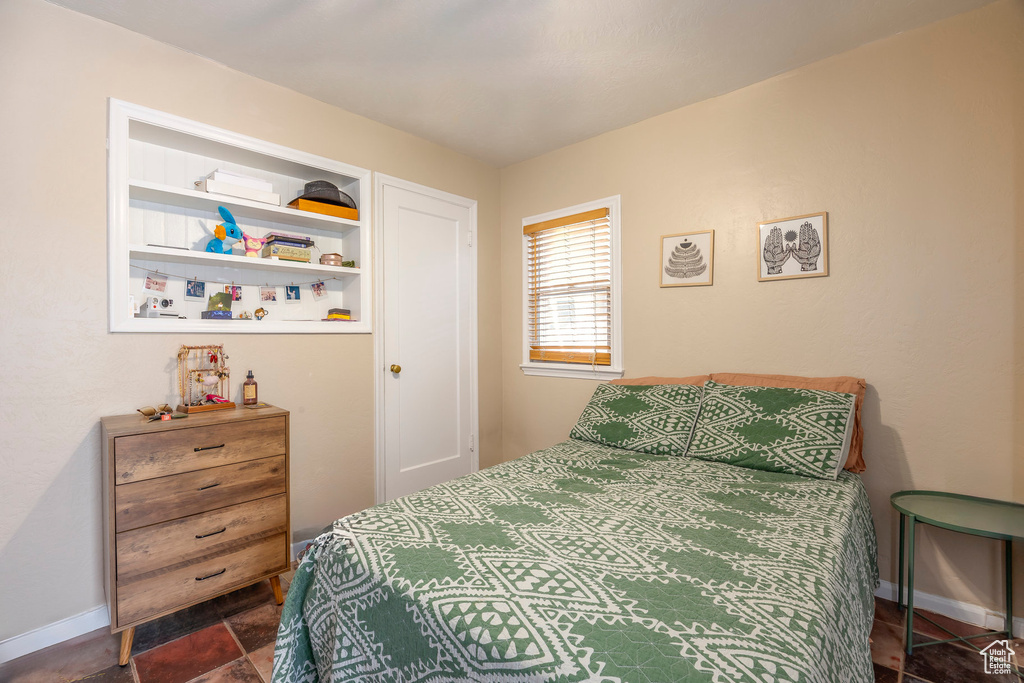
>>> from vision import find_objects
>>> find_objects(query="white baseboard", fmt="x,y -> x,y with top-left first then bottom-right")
0,605 -> 109,665
1,539 -> 313,664
875,579 -> 1024,638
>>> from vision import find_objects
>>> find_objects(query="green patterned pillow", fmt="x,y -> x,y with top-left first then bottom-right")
569,383 -> 703,456
687,381 -> 856,480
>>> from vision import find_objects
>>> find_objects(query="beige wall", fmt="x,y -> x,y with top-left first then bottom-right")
500,0 -> 1024,614
0,0 -> 502,641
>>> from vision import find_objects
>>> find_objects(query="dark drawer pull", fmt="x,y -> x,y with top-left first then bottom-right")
195,568 -> 226,581
194,444 -> 225,452
195,527 -> 227,539
198,482 -> 221,491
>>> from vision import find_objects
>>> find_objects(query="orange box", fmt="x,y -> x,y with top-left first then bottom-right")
287,198 -> 359,221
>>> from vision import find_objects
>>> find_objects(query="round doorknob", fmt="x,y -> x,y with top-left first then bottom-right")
390,364 -> 402,374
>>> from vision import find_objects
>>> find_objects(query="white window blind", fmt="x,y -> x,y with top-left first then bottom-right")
524,207 -> 611,366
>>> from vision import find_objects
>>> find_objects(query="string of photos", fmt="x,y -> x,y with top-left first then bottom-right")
133,263 -> 344,320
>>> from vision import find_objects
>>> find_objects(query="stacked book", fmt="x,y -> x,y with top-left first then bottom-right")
324,308 -> 352,321
195,169 -> 281,206
261,232 -> 313,262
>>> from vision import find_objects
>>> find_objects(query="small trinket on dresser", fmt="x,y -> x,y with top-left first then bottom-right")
243,370 -> 258,406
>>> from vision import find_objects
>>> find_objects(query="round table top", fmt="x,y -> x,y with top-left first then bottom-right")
891,490 -> 1024,540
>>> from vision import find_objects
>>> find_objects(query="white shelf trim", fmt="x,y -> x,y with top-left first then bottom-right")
116,318 -> 370,334
129,244 -> 361,277
129,179 -> 360,232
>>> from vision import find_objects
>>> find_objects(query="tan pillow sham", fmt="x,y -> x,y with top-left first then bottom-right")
709,373 -> 867,473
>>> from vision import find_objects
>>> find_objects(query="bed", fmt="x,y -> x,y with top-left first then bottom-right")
272,437 -> 878,682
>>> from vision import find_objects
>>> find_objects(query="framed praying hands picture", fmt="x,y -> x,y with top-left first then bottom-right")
757,212 -> 828,282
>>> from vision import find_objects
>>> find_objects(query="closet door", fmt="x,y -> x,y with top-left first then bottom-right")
375,175 -> 478,501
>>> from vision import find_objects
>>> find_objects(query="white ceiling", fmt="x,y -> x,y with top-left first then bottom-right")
50,0 -> 992,166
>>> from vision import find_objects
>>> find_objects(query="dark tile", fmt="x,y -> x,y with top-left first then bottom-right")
209,581 -> 278,620
190,657 -> 263,682
132,600 -> 224,655
133,623 -> 241,683
904,632 -> 1017,683
870,619 -> 905,671
71,663 -> 137,682
873,596 -> 904,627
872,662 -> 899,683
132,581 -> 278,655
225,603 -> 283,652
0,626 -> 121,683
911,608 -> 1004,650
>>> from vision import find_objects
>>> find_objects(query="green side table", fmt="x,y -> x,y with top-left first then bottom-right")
891,490 -> 1024,655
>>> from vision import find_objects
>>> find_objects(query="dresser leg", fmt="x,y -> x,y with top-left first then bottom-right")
119,627 -> 135,666
270,575 -> 284,605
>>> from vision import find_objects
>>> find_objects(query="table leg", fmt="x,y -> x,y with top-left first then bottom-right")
897,512 -> 905,610
906,515 -> 916,656
119,626 -> 135,666
270,575 -> 284,605
1006,539 -> 1014,639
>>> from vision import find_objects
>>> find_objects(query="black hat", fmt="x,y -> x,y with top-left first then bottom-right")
295,180 -> 356,208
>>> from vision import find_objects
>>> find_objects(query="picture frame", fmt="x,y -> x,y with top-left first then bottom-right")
224,284 -> 243,302
285,285 -> 301,302
757,212 -> 828,282
184,279 -> 206,300
661,230 -> 714,287
143,273 -> 168,293
259,286 -> 278,303
310,281 -> 327,300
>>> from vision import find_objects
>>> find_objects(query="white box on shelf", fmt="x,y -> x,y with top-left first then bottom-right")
206,169 -> 273,192
196,178 -> 281,206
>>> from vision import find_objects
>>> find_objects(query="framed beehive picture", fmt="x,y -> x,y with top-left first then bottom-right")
757,212 -> 828,281
661,230 -> 714,287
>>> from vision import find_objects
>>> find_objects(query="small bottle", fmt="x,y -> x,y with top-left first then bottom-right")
243,370 -> 258,406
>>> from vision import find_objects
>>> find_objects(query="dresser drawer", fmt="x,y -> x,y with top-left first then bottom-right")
114,416 -> 286,484
115,455 -> 286,532
116,534 -> 288,626
116,494 -> 287,580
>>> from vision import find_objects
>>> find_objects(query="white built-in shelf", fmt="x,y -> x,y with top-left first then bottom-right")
108,99 -> 372,334
129,244 -> 362,278
129,180 -> 361,233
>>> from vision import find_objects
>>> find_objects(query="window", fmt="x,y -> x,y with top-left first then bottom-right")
521,196 -> 622,379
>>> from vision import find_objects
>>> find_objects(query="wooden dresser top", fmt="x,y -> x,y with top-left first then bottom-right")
101,406 -> 289,438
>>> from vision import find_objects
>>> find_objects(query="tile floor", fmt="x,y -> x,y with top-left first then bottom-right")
1,583 -> 1020,682
0,570 -> 293,683
870,596 -> 1022,682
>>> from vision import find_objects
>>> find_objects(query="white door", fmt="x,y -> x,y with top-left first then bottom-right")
375,175 -> 478,502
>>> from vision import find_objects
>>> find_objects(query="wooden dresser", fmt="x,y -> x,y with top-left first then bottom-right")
101,406 -> 290,665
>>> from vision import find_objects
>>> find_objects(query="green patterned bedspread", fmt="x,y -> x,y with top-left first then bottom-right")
273,439 -> 878,683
